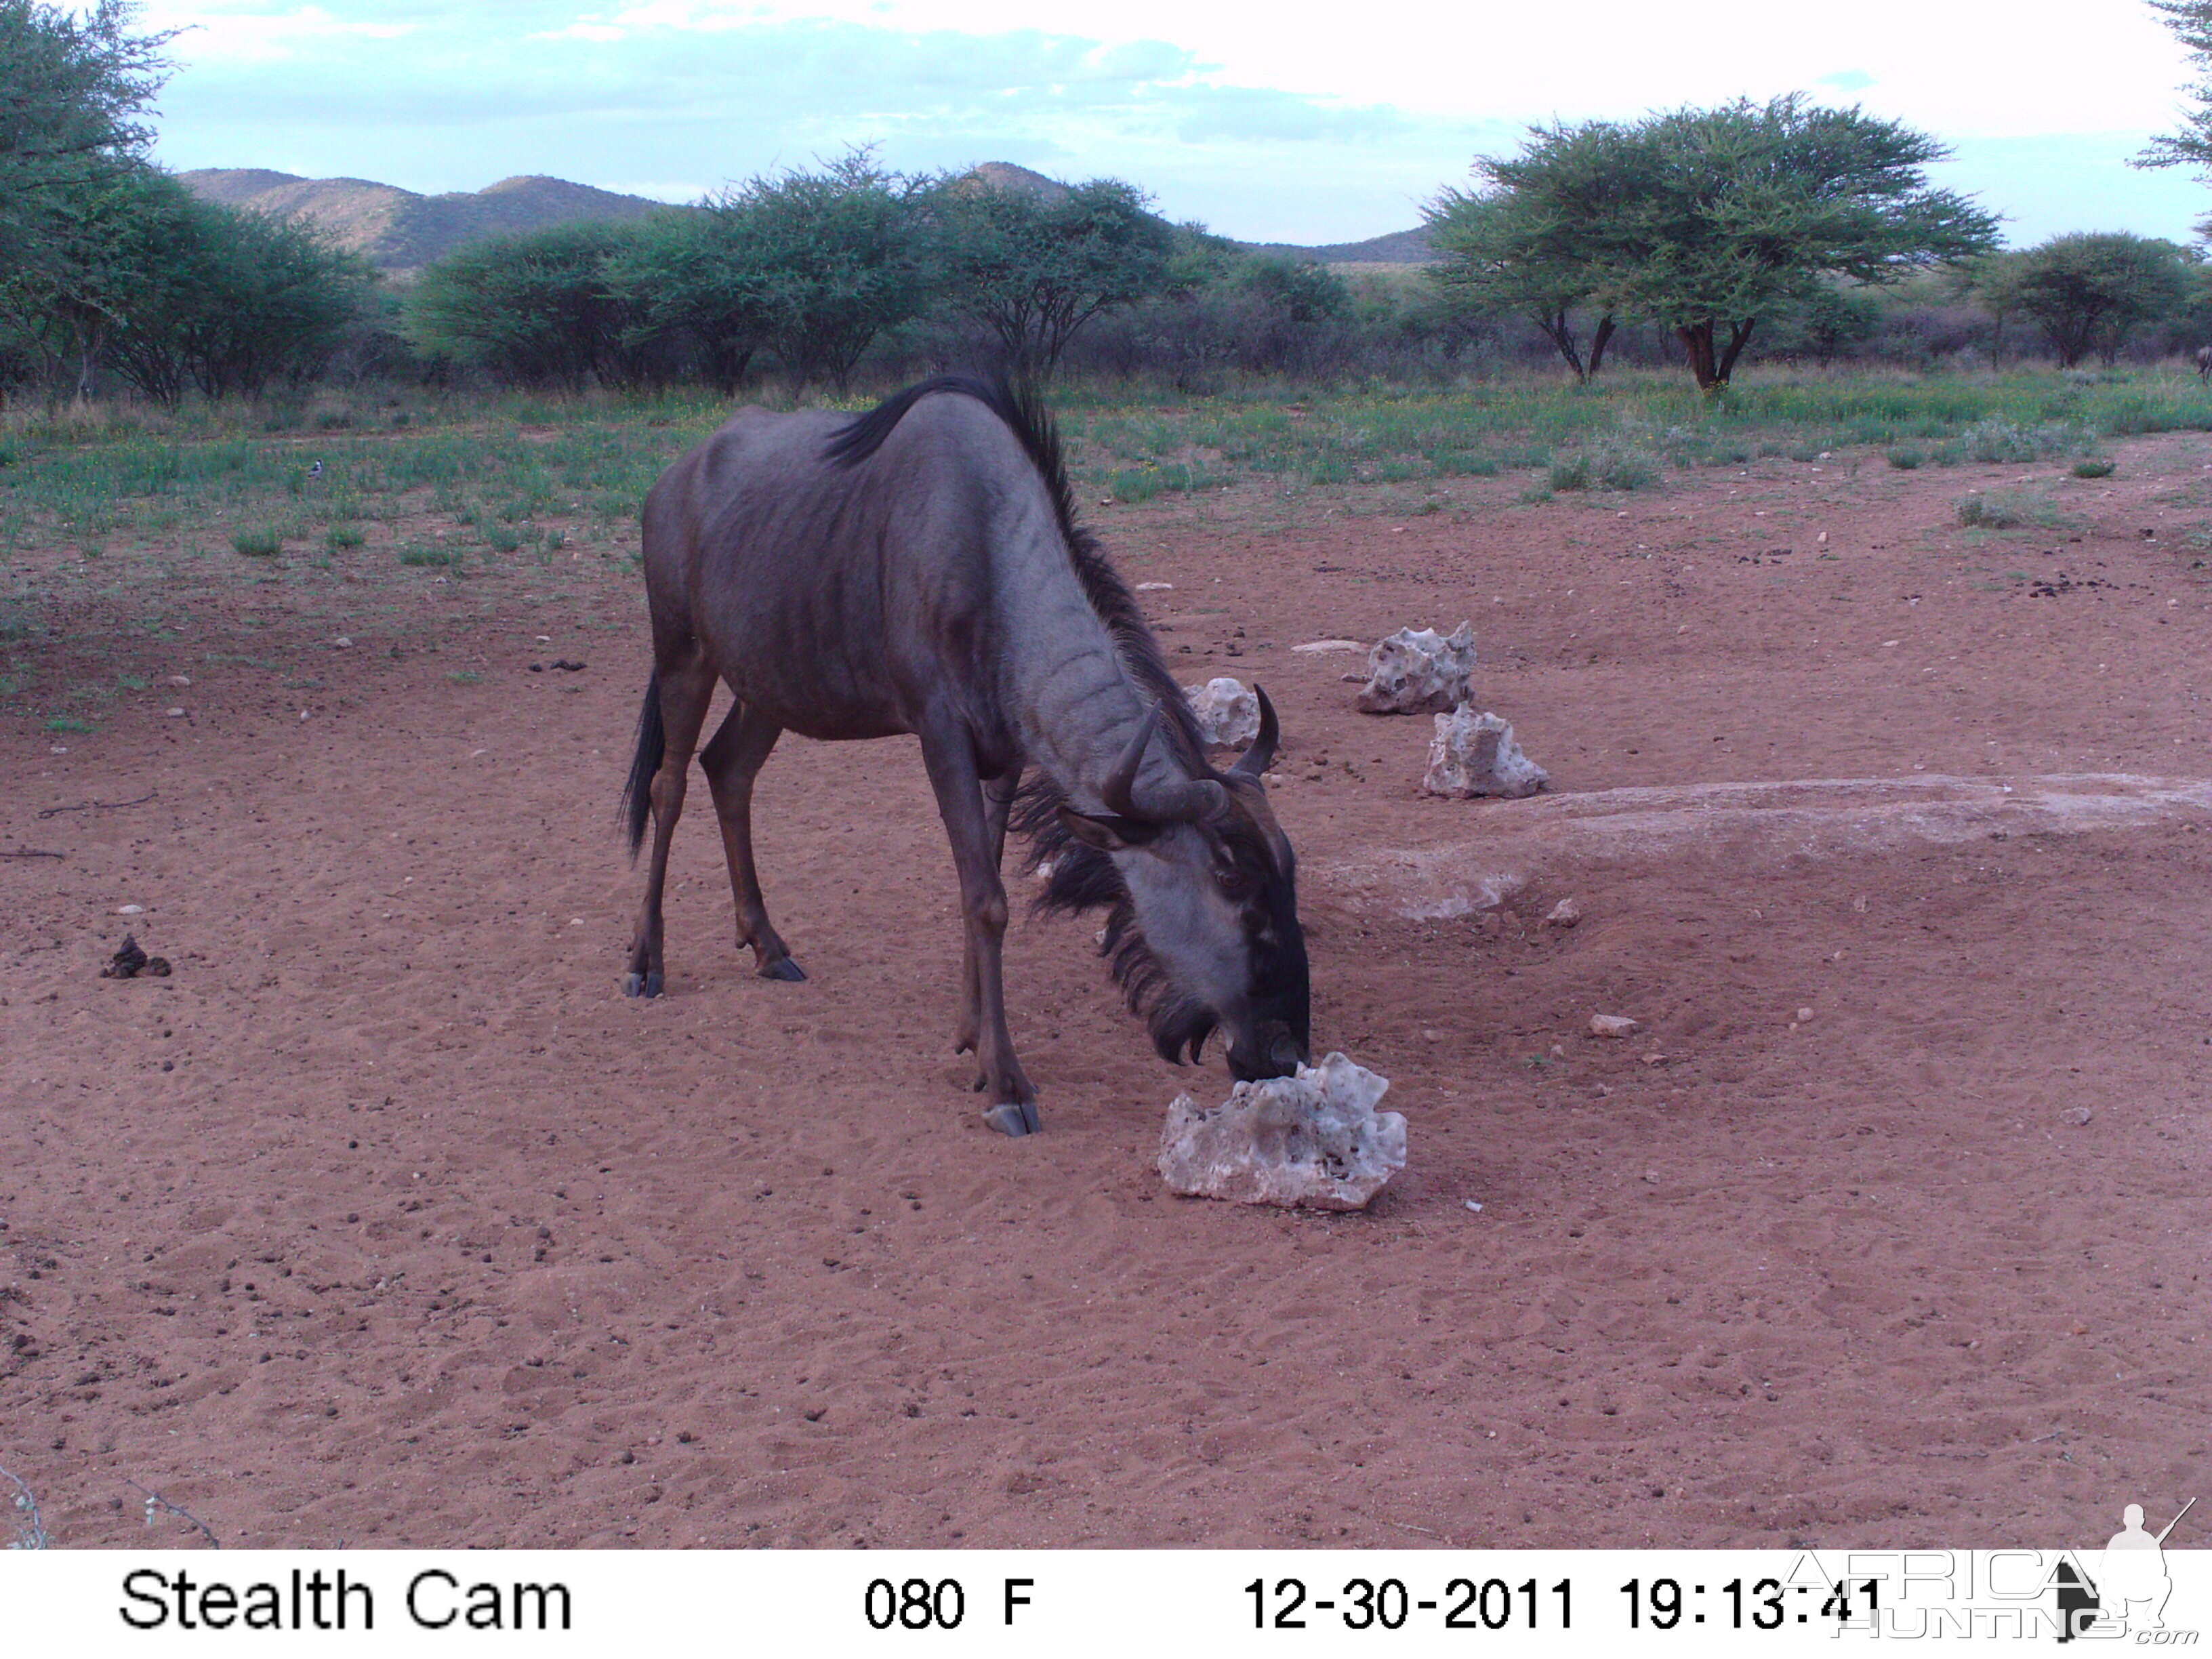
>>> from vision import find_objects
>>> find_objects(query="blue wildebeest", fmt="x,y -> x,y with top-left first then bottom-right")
620,376 -> 1309,1135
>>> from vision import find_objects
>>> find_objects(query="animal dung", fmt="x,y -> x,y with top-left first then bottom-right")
1183,676 -> 1261,747
100,935 -> 171,979
1422,708 -> 1549,800
1158,1052 -> 1406,1211
1356,622 -> 1477,714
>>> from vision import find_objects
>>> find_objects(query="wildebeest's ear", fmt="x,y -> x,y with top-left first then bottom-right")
1056,804 -> 1166,852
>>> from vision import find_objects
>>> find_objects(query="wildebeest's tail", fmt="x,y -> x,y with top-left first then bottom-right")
621,671 -> 663,861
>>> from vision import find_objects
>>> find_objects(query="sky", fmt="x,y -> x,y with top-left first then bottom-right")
140,0 -> 2212,248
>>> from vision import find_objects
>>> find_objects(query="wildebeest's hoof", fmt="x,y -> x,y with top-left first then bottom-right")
983,1101 -> 1042,1137
623,970 -> 663,998
759,957 -> 806,982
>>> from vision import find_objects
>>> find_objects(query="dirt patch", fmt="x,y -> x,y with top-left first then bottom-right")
3,431 -> 2211,1549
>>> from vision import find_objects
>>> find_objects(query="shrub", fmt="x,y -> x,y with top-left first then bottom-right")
231,527 -> 281,556
1886,447 -> 1925,470
407,222 -> 657,391
1957,488 -> 2072,529
1593,446 -> 1658,491
1548,442 -> 1655,492
2071,458 -> 2116,478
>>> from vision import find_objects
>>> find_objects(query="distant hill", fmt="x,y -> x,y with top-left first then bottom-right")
1244,225 -> 1435,265
959,161 -> 1433,264
177,170 -> 668,272
178,163 -> 1435,272
960,161 -> 1070,204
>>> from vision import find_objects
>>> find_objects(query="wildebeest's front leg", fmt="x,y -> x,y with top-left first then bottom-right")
625,654 -> 718,998
918,716 -> 1038,1135
699,698 -> 805,981
954,770 -> 1019,1060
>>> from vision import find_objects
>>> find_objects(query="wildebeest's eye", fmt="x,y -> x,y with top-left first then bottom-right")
1215,865 -> 1254,898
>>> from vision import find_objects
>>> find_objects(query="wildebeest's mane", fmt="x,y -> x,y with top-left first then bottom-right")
827,374 -> 1252,1065
825,375 -> 1202,752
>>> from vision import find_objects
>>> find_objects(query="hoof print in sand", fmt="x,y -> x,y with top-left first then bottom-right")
1158,1052 -> 1405,1211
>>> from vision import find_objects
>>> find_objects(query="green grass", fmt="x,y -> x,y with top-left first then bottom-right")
1052,367 -> 2212,496
1107,461 -> 1229,502
1,368 -> 2205,590
43,714 -> 94,733
1956,487 -> 2078,530
2071,458 -> 2117,478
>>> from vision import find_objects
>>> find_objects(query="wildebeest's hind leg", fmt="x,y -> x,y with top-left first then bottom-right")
918,716 -> 1038,1136
699,699 -> 804,981
954,769 -> 1019,1060
623,654 -> 718,998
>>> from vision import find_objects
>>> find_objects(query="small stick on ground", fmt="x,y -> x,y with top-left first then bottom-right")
36,790 -> 157,820
0,849 -> 66,859
125,1479 -> 220,1549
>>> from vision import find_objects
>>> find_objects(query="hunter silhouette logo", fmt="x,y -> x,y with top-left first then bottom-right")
2057,1496 -> 2197,1641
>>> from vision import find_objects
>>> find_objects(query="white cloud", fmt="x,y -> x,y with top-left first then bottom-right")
142,0 -> 2212,244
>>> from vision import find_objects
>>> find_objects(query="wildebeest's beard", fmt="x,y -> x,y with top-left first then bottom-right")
1019,788 -> 1309,1078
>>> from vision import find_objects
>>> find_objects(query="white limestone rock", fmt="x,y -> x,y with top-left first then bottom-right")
1183,676 -> 1261,747
1356,623 -> 1477,714
1422,708 -> 1549,800
1158,1052 -> 1406,1211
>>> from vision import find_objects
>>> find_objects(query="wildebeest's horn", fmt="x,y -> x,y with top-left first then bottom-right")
1101,707 -> 1158,818
1231,685 -> 1279,777
1104,705 -> 1227,824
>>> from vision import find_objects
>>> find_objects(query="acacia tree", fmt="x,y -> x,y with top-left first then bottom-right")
1447,98 -> 1999,390
1947,251 -> 2027,366
1426,121 -> 1648,381
0,0 -> 173,397
724,151 -> 931,392
407,222 -> 657,389
0,0 -> 171,255
602,207 -> 774,393
2001,233 -> 2192,367
931,176 -> 1174,375
2142,0 -> 2212,189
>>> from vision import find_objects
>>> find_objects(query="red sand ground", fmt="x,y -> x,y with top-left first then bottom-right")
4,429 -> 2211,1550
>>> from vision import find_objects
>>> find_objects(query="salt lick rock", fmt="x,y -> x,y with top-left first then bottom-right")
1356,623 -> 1477,714
1184,676 -> 1261,747
1422,708 -> 1549,799
1158,1052 -> 1406,1211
